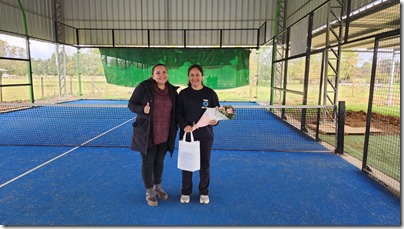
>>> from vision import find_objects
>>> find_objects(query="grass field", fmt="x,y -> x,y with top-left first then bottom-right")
1,75 -> 258,102
321,134 -> 400,181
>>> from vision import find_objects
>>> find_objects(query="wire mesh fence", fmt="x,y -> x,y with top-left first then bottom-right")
256,0 -> 400,195
0,102 -> 334,153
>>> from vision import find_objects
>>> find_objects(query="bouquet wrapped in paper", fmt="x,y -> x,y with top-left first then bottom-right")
192,105 -> 235,130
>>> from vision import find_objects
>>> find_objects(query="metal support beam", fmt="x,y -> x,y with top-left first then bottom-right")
270,0 -> 286,105
322,0 -> 346,125
55,44 -> 66,97
53,0 -> 64,43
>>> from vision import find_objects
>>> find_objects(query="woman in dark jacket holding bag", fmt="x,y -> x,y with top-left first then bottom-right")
128,64 -> 178,207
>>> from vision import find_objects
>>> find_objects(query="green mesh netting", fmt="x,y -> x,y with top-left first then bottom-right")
99,48 -> 250,89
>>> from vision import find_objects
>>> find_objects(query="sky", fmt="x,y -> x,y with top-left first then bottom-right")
0,33 -> 71,60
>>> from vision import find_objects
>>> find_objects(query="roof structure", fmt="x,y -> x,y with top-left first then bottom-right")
0,0 -> 277,48
0,0 -> 399,50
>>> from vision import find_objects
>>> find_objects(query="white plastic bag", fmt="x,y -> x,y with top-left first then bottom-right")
177,132 -> 200,172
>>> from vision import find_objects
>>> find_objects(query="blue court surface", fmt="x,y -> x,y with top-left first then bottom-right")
0,100 -> 400,226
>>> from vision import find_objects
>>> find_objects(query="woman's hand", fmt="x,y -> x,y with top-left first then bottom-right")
209,120 -> 218,126
184,125 -> 193,133
144,102 -> 150,114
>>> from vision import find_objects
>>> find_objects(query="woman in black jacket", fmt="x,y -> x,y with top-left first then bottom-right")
128,64 -> 178,207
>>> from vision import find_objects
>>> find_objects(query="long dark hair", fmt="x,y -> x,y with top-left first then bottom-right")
187,64 -> 204,87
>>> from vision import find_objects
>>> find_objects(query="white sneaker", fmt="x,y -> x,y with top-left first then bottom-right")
180,195 -> 190,204
200,195 -> 209,204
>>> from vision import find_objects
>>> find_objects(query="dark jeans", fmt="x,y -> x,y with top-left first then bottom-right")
141,142 -> 168,189
181,137 -> 213,196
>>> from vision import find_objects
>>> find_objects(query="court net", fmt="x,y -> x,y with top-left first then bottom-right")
0,102 -> 336,152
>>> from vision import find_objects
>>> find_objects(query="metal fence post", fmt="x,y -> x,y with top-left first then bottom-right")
336,101 -> 345,154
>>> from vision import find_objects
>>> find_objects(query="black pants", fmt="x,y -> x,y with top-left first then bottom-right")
140,142 -> 168,189
181,137 -> 213,196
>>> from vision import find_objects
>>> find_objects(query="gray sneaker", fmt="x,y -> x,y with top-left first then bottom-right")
146,188 -> 158,207
154,184 -> 168,200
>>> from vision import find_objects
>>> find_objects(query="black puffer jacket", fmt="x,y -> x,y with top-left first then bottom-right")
128,78 -> 178,156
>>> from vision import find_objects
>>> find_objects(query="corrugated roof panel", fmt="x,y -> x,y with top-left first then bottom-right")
0,0 -> 25,35
286,0 -> 326,27
25,0 -> 54,41
1,0 -> 276,47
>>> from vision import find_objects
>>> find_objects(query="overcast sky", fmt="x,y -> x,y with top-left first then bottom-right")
0,33 -> 65,60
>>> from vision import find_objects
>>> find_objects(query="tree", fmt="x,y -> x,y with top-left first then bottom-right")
0,39 -> 27,75
340,51 -> 359,82
0,40 -> 7,56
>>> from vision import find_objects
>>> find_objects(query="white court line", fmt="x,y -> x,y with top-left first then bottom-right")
0,118 -> 135,189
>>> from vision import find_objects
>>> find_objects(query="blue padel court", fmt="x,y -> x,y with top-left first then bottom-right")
0,100 -> 400,226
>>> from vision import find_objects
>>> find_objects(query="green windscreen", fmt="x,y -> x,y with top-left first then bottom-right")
99,48 -> 250,89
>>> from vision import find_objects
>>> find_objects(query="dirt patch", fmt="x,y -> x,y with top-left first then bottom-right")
345,110 -> 400,135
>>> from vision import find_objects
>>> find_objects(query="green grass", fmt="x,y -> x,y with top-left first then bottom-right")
272,82 -> 400,118
341,135 -> 400,181
1,76 -> 133,102
1,76 -> 258,102
321,133 -> 400,181
339,84 -> 400,118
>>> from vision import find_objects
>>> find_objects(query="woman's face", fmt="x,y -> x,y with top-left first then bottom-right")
152,65 -> 168,85
188,67 -> 203,88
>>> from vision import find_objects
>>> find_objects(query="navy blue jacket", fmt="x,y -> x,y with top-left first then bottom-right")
176,86 -> 220,140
